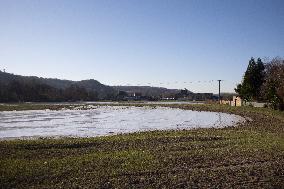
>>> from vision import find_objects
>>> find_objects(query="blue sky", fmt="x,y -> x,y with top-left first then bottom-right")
0,0 -> 283,93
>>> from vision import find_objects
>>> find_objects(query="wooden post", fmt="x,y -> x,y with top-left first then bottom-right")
218,80 -> 221,104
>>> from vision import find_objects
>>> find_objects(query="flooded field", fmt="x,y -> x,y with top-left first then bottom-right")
0,106 -> 245,139
2,101 -> 205,106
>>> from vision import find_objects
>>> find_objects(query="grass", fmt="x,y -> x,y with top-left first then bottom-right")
0,103 -> 283,188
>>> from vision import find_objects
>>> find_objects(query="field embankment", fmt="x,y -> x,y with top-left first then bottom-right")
0,104 -> 283,188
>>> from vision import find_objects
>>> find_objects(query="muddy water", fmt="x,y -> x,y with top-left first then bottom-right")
0,106 -> 245,139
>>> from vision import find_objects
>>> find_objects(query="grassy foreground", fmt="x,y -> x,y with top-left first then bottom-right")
0,104 -> 283,188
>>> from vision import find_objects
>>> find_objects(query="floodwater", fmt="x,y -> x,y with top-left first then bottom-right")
0,106 -> 245,140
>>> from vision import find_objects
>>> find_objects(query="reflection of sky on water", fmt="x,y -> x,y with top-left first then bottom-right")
0,106 -> 245,139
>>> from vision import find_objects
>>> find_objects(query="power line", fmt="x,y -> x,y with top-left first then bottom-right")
120,80 -> 228,87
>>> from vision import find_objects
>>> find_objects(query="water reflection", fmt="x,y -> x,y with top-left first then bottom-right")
0,106 -> 245,139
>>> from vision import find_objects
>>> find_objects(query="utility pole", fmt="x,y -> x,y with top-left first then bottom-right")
217,80 -> 221,104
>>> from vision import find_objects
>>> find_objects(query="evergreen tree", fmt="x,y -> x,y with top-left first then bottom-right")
235,57 -> 265,101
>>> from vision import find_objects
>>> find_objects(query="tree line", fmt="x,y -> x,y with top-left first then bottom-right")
235,57 -> 284,110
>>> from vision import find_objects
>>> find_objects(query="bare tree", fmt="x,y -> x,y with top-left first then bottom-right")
261,57 -> 284,110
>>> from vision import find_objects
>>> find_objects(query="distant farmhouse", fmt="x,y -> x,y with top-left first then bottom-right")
175,89 -> 213,101
221,96 -> 242,106
221,96 -> 266,107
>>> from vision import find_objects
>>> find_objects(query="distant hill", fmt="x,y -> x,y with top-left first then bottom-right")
0,71 -> 116,102
0,73 -> 73,89
0,71 -> 191,102
76,80 -> 116,99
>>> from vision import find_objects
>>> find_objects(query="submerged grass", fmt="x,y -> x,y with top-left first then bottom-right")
0,103 -> 283,188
